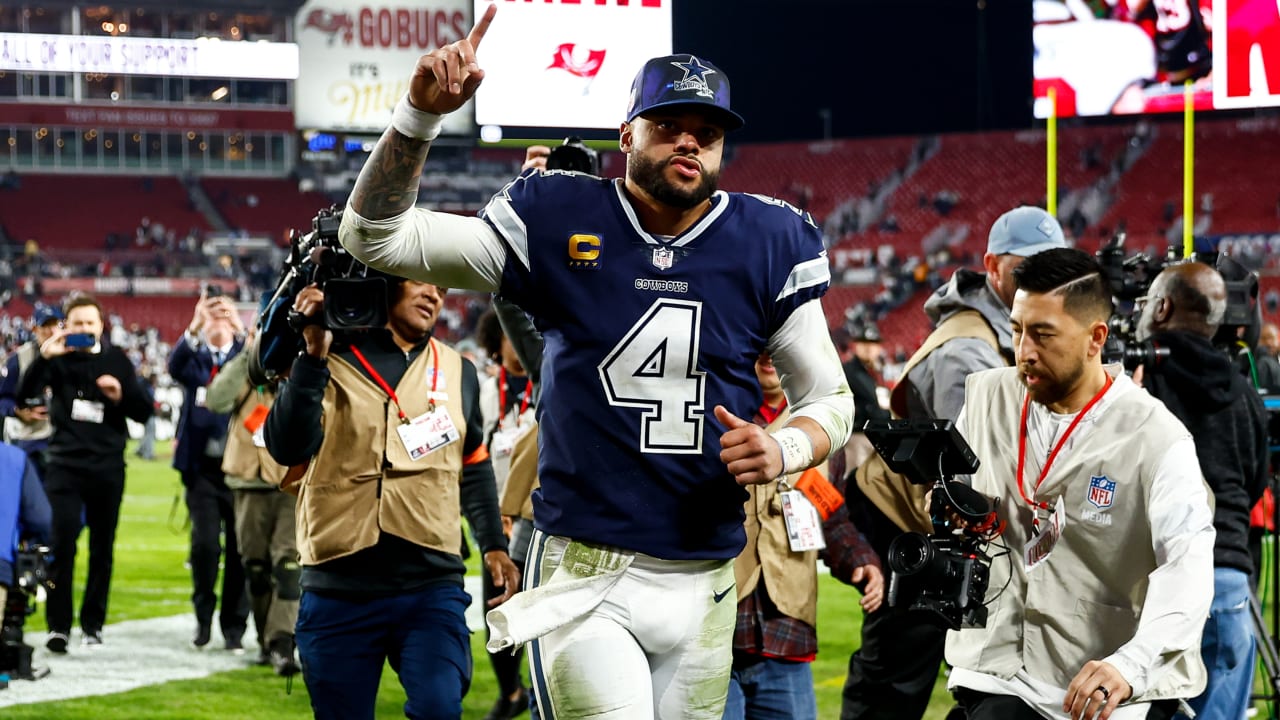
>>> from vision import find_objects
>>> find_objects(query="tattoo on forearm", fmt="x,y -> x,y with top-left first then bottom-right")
350,127 -> 431,220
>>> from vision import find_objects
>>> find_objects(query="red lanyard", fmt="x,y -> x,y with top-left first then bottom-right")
497,367 -> 532,429
348,339 -> 439,423
1016,374 -> 1113,514
757,398 -> 787,426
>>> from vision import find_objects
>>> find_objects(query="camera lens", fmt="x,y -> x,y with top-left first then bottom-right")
887,532 -> 935,576
323,278 -> 388,331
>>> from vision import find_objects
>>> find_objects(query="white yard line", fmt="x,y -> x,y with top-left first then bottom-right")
0,578 -> 486,707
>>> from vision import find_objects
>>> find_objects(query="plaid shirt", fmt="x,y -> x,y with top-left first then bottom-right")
736,401 -> 881,661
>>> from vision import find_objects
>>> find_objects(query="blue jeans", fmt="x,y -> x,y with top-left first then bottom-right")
1182,567 -> 1255,720
722,656 -> 816,720
296,582 -> 473,720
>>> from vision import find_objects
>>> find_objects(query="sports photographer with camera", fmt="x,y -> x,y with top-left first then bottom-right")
843,206 -> 1065,720
263,275 -> 518,720
945,248 -> 1215,720
169,290 -> 250,652
17,295 -> 154,653
1129,262 -> 1268,720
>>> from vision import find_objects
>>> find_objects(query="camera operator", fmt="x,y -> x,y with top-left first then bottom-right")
0,441 -> 51,638
945,248 -> 1215,720
843,206 -> 1065,720
205,337 -> 301,676
1131,262 -> 1268,720
169,291 -> 249,652
264,277 -> 518,720
17,295 -> 154,652
0,306 -> 64,479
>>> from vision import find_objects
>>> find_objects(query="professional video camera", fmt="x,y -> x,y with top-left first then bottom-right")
1096,232 -> 1262,370
546,136 -> 600,175
2,543 -> 54,680
864,419 -> 1003,630
1096,232 -> 1171,370
247,206 -> 391,385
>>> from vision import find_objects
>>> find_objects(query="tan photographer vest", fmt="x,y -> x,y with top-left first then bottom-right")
293,342 -> 467,566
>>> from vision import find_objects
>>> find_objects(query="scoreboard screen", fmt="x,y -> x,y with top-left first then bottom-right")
1033,0 -> 1280,118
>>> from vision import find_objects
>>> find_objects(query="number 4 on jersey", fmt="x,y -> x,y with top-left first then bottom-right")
598,299 -> 707,454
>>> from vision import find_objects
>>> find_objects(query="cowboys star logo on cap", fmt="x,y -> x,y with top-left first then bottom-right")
670,55 -> 717,99
625,53 -> 745,130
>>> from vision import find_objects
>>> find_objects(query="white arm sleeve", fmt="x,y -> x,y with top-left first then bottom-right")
1103,436 -> 1215,697
338,204 -> 508,293
767,298 -> 855,454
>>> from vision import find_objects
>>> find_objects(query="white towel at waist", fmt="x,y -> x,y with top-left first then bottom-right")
486,536 -> 634,653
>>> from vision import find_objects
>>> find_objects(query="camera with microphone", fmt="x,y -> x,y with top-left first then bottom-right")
864,419 -> 1003,629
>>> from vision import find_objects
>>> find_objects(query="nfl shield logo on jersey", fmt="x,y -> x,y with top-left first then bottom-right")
652,246 -> 674,270
1087,475 -> 1115,510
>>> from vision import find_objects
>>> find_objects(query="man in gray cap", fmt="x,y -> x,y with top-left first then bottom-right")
333,5 -> 853,718
0,304 -> 65,478
842,205 -> 1066,720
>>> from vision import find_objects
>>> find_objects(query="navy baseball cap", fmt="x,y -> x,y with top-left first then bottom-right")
32,306 -> 64,326
987,206 -> 1066,257
626,53 -> 745,131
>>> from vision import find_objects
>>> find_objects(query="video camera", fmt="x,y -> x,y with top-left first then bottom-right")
546,136 -> 600,175
864,419 -> 1002,630
247,206 -> 391,385
1096,232 -> 1262,370
2,543 -> 54,679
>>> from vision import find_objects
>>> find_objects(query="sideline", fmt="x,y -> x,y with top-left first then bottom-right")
0,577 -> 487,707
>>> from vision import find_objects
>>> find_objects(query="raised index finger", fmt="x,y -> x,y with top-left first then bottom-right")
468,3 -> 497,51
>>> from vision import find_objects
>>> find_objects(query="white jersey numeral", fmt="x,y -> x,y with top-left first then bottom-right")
598,299 -> 707,454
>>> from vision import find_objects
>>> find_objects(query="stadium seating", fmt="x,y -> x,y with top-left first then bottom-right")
0,173 -> 211,250
1100,117 -> 1280,249
719,136 -> 918,223
201,177 -> 333,242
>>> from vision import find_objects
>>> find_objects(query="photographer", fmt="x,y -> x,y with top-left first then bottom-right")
0,306 -> 63,478
169,291 -> 249,652
1132,262 -> 1268,720
843,206 -> 1065,720
945,248 -> 1214,720
0,442 -> 51,631
17,295 -> 154,652
206,339 -> 300,676
264,277 -> 518,720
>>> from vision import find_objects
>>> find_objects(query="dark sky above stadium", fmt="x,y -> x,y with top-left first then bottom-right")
673,0 -> 1033,142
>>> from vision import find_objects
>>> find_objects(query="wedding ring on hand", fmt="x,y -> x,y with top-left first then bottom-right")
1096,686 -> 1110,701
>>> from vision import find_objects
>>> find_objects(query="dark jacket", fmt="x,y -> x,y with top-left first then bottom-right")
1143,331 -> 1269,574
168,335 -> 244,474
17,346 -> 153,471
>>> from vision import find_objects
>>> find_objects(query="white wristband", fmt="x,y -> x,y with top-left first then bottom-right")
391,94 -> 444,141
771,427 -> 814,477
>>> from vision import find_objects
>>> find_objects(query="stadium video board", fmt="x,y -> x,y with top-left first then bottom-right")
1033,0 -> 1280,118
295,0 -> 477,134
472,0 -> 672,130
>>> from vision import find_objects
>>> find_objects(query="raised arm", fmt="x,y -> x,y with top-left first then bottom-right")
339,4 -> 507,292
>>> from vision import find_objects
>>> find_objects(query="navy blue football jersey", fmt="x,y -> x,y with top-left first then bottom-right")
481,170 -> 830,560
